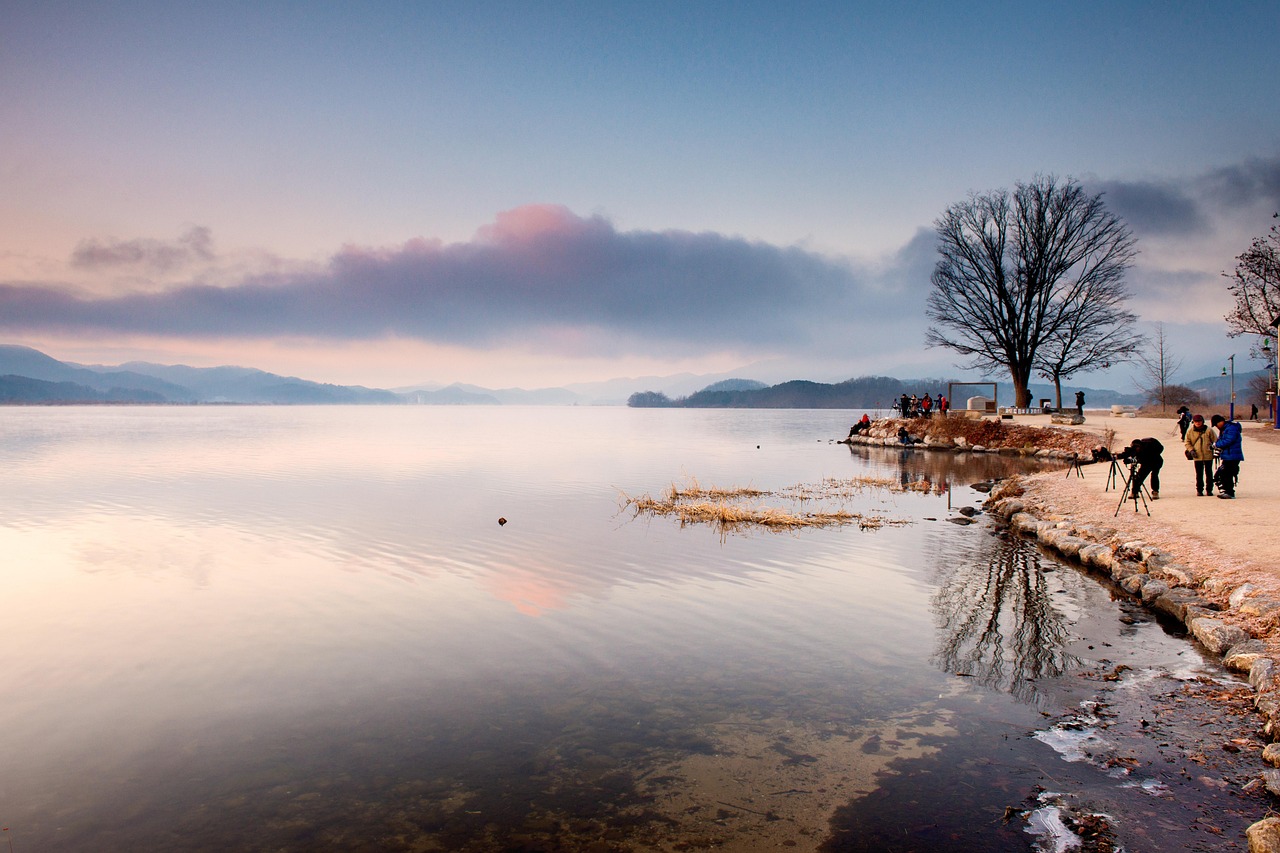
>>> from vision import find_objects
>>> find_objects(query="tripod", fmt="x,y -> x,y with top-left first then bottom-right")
1104,457 -> 1124,492
1112,459 -> 1151,516
1064,452 -> 1085,479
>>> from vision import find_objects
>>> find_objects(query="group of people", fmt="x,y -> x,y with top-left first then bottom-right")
896,392 -> 949,418
1112,409 -> 1245,501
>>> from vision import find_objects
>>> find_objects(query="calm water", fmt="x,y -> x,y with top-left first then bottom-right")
0,407 -> 1255,851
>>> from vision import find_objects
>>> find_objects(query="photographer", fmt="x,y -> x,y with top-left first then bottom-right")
1211,414 -> 1243,499
1121,437 -> 1164,500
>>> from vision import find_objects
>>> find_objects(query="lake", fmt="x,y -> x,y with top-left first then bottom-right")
0,406 -> 1260,851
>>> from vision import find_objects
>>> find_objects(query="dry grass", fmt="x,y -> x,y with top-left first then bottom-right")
620,476 -> 914,536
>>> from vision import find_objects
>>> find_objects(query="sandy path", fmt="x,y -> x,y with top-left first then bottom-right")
1012,411 -> 1280,600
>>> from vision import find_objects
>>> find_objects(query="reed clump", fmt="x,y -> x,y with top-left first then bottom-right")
620,476 -> 914,535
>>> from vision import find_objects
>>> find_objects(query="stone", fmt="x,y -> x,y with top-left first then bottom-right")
1153,563 -> 1198,587
1054,536 -> 1089,560
1120,574 -> 1148,595
1188,617 -> 1250,656
1264,772 -> 1280,801
1251,816 -> 1280,853
998,498 -> 1025,516
1230,583 -> 1259,609
1264,744 -> 1280,768
1139,579 -> 1170,605
1078,543 -> 1113,571
1224,639 -> 1268,672
1252,658 -> 1279,693
1112,561 -> 1146,583
1240,598 -> 1280,619
1153,588 -> 1207,622
1140,547 -> 1174,570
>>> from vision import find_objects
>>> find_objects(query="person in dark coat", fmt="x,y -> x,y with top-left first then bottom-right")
1212,415 -> 1244,498
1122,437 -> 1163,500
1176,405 -> 1191,439
1075,390 -> 1085,416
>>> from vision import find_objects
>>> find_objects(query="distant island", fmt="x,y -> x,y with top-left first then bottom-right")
1,343 -> 1238,409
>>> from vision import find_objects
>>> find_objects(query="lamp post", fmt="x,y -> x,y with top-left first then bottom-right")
1222,355 -> 1235,421
1271,315 -> 1280,429
1264,337 -> 1275,424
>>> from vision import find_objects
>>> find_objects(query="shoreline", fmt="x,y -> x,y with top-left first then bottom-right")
848,411 -> 1280,847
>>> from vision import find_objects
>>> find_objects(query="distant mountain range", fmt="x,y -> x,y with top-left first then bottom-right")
0,343 -> 1264,408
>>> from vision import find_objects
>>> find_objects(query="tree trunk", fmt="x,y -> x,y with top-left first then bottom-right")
1053,376 -> 1063,411
1010,368 -> 1032,409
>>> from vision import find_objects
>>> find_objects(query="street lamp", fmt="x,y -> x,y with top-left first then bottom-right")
1222,355 -> 1235,421
1264,337 -> 1276,423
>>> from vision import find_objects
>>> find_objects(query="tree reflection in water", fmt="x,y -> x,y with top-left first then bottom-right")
932,534 -> 1080,703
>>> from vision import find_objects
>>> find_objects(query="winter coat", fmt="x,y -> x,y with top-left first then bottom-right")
1184,424 -> 1217,462
1214,421 -> 1244,461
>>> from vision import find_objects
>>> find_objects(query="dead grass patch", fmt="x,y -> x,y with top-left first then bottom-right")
620,476 -> 915,536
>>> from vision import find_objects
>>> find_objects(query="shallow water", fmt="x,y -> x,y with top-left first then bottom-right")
0,407 -> 1261,851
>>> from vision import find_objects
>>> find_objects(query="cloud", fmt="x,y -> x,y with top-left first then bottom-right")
3,206 -> 904,358
70,226 -> 215,273
1091,179 -> 1206,237
1088,154 -> 1280,240
1200,156 -> 1280,211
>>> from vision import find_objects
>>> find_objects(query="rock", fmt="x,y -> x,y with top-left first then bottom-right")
1139,579 -> 1171,605
1203,577 -> 1236,595
1078,543 -> 1113,571
1252,658 -> 1279,693
957,506 -> 978,517
971,444 -> 986,453
1153,563 -> 1197,587
1140,547 -> 1174,570
1264,743 -> 1280,768
1153,588 -> 1207,622
997,498 -> 1025,516
1054,536 -> 1089,560
1250,816 -> 1280,853
1111,560 -> 1146,582
1120,574 -> 1148,595
1231,583 -> 1259,609
1188,617 -> 1250,656
948,516 -> 976,525
1223,637 -> 1264,671
1240,598 -> 1280,619
1225,639 -> 1269,673
1264,772 -> 1280,801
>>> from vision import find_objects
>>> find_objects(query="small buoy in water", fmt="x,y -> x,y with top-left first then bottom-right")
498,517 -> 507,526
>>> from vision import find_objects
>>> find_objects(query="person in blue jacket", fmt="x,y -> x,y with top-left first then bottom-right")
1211,414 -> 1243,499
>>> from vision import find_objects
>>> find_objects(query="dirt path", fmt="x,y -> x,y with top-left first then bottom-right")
1014,410 -> 1280,605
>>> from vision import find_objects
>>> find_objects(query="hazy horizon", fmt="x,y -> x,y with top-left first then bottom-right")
3,3 -> 1277,389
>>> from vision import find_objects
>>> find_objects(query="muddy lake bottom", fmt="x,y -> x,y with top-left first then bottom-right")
0,407 -> 1266,851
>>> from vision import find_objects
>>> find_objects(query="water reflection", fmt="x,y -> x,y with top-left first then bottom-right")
931,533 -> 1080,703
846,443 -> 1047,495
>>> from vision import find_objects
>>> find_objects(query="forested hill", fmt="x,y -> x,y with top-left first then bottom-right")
628,376 -> 1148,409
629,376 -> 951,409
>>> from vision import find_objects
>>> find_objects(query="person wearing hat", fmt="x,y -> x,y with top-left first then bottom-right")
1211,414 -> 1244,498
1122,436 -> 1164,500
1183,414 -> 1217,496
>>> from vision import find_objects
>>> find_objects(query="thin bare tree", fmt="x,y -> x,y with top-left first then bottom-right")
1224,212 -> 1280,344
927,176 -> 1137,408
1135,321 -> 1183,411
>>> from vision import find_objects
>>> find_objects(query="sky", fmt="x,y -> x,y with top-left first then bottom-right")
2,1 -> 1279,391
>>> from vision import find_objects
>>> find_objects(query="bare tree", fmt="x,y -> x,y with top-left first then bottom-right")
1034,280 -> 1144,410
1225,213 -> 1280,342
927,176 -> 1137,408
1135,321 -> 1183,411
